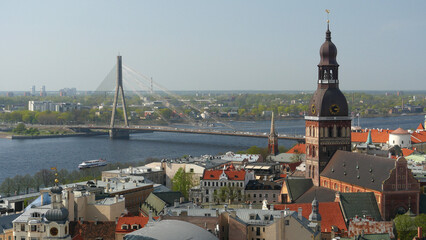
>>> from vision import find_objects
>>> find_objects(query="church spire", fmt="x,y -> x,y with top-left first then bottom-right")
268,112 -> 279,156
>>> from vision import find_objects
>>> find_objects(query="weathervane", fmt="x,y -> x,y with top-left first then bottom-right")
325,9 -> 330,24
51,166 -> 59,184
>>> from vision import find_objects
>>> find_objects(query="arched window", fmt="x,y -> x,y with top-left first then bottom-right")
312,166 -> 315,179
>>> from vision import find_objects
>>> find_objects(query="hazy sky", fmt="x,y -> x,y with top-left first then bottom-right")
1,1 -> 425,91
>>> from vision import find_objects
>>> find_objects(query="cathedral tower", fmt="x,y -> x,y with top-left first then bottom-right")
305,22 -> 351,186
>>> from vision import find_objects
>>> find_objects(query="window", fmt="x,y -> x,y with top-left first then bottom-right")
21,224 -> 25,231
121,224 -> 129,230
273,194 -> 276,198
259,194 -> 262,198
206,190 -> 209,194
263,227 -> 265,232
254,194 -> 256,198
256,227 -> 260,236
334,183 -> 338,190
132,225 -> 139,230
285,220 -> 290,225
265,194 -> 268,198
31,225 -> 37,232
190,168 -> 194,173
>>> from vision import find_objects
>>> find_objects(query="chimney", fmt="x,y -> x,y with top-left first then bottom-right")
334,192 -> 341,202
180,197 -> 185,204
148,210 -> 154,224
298,207 -> 303,220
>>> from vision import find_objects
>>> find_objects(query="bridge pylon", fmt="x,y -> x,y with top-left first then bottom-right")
109,55 -> 130,139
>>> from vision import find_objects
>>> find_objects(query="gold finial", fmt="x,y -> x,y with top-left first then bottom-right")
51,167 -> 59,184
325,9 -> 330,23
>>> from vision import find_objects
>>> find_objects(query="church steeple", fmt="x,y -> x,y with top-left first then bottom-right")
268,112 -> 279,156
305,14 -> 351,186
318,22 -> 339,89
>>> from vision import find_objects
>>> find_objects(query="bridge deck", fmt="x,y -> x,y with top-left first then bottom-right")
69,125 -> 305,141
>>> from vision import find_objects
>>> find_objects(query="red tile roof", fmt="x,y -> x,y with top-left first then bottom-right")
351,129 -> 391,143
202,164 -> 245,180
282,161 -> 302,173
391,128 -> 409,135
352,128 -> 426,144
274,202 -> 347,233
287,143 -> 306,154
416,123 -> 424,131
401,148 -> 415,157
411,131 -> 426,144
70,221 -> 116,240
116,215 -> 159,233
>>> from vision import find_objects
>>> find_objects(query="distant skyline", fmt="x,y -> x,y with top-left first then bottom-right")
1,1 -> 425,91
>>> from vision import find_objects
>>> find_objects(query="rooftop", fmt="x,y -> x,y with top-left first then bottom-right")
321,151 -> 397,192
339,192 -> 382,221
274,202 -> 347,233
124,219 -> 218,240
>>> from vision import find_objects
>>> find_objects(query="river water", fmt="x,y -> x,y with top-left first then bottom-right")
0,114 -> 424,182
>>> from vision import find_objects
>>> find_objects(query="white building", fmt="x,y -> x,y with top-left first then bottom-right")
13,185 -> 71,240
389,128 -> 412,148
28,101 -> 81,112
28,101 -> 55,112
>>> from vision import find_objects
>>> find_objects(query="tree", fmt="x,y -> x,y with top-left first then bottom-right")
394,214 -> 426,240
13,123 -> 27,134
0,177 -> 15,196
172,167 -> 195,199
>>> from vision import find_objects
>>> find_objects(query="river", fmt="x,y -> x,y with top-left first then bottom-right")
0,114 -> 424,182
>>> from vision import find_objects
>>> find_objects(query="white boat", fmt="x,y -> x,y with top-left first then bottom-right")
78,159 -> 107,169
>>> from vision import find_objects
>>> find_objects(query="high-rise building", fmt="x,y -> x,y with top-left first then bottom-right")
304,23 -> 351,186
40,85 -> 47,97
31,85 -> 36,95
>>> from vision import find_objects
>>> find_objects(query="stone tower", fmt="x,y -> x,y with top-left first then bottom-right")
305,23 -> 351,186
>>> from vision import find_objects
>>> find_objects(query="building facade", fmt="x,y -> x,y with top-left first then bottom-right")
196,164 -> 254,204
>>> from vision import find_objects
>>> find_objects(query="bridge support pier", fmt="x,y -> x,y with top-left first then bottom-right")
109,129 -> 130,139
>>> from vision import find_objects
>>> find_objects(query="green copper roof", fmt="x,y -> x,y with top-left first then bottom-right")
339,192 -> 382,221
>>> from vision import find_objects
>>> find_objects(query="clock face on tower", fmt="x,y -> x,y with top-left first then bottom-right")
329,104 -> 340,115
50,227 -> 58,236
311,104 -> 316,114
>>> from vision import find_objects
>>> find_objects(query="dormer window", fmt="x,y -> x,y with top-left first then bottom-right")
31,212 -> 40,218
121,224 -> 129,230
131,224 -> 140,230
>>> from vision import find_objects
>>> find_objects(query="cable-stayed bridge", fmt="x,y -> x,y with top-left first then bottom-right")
74,56 -> 305,142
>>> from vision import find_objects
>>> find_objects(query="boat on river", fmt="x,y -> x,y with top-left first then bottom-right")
78,159 -> 107,169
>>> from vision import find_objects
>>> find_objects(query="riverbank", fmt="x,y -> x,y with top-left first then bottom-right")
0,132 -> 108,139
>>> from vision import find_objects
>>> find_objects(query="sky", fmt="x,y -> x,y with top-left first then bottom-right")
1,1 -> 425,92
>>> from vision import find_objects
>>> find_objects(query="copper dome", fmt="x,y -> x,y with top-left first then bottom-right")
45,207 -> 69,222
319,29 -> 338,66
